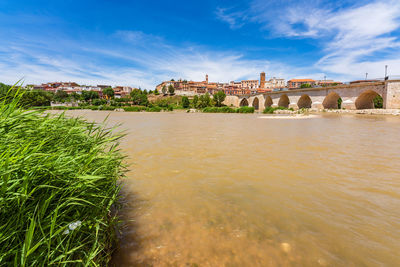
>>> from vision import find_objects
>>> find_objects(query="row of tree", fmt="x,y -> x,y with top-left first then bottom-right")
180,91 -> 226,109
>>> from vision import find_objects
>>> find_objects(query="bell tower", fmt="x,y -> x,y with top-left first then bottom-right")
206,74 -> 209,84
260,72 -> 266,88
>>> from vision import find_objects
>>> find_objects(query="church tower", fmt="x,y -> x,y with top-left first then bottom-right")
206,74 -> 209,84
260,72 -> 266,88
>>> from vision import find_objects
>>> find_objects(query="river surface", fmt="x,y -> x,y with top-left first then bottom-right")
62,111 -> 400,266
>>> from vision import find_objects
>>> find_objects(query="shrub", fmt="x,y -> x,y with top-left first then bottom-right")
181,96 -> 190,108
122,106 -> 147,112
146,106 -> 162,112
0,91 -> 124,266
237,106 -> 255,113
202,107 -> 236,113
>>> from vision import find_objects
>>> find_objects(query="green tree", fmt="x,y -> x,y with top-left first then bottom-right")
71,92 -> 80,101
300,83 -> 312,88
143,89 -> 148,95
192,95 -> 199,108
54,90 -> 69,103
130,89 -> 149,106
374,95 -> 383,108
102,87 -> 114,99
182,96 -> 190,108
168,85 -> 175,95
81,90 -> 99,102
213,91 -> 226,107
198,93 -> 211,108
162,85 -> 167,95
154,88 -> 159,95
0,83 -> 11,97
20,90 -> 53,107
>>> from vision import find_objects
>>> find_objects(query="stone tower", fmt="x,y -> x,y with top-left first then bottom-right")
260,72 -> 266,88
206,74 -> 209,84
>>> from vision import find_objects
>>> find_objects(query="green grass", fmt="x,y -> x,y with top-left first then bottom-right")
0,88 -> 125,266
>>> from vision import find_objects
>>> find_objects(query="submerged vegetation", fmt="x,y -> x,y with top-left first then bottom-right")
263,106 -> 294,114
0,88 -> 125,266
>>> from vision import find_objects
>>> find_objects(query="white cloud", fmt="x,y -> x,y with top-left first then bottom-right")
215,7 -> 246,30
230,0 -> 400,79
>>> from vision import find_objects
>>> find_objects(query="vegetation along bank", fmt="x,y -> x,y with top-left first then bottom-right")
0,87 -> 125,266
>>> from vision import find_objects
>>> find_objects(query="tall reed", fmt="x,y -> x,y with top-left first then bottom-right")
0,87 -> 125,266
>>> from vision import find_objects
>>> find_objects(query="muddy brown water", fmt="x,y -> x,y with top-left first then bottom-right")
56,111 -> 400,266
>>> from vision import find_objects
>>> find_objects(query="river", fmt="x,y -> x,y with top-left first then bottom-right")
61,111 -> 400,266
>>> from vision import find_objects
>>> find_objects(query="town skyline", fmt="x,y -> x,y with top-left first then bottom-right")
1,0 -> 399,89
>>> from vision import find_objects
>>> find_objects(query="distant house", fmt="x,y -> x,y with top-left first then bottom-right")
287,79 -> 316,89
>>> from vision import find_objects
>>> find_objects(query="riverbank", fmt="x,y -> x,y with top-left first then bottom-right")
0,97 -> 125,265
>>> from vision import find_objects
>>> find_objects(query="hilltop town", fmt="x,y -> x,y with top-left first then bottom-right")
156,73 -> 343,96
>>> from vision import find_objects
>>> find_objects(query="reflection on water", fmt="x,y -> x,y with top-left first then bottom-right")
63,111 -> 400,266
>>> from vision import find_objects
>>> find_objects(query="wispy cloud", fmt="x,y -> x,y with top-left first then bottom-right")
215,7 -> 246,30
219,0 -> 400,79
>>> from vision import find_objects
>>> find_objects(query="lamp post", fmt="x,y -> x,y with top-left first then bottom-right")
385,65 -> 388,80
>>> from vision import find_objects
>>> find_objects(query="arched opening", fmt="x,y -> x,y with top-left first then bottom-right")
297,94 -> 312,109
264,96 -> 273,107
355,90 -> 382,109
252,97 -> 259,110
240,98 -> 249,107
323,92 -> 341,109
278,94 -> 289,108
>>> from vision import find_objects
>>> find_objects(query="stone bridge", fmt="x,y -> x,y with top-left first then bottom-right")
223,81 -> 400,111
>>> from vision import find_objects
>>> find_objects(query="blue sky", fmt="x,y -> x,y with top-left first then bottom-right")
0,0 -> 399,89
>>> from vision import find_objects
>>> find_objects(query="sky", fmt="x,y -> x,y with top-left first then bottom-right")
0,0 -> 399,89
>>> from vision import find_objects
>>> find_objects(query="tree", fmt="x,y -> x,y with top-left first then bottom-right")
300,83 -> 312,88
374,95 -> 383,108
171,79 -> 175,81
71,92 -> 80,101
130,89 -> 149,106
20,90 -> 53,107
168,85 -> 175,95
102,87 -> 114,99
81,90 -> 99,102
198,93 -> 211,108
213,91 -> 226,107
143,89 -> 148,95
192,95 -> 199,108
154,89 -> 159,95
182,96 -> 190,108
162,85 -> 167,95
54,90 -> 69,103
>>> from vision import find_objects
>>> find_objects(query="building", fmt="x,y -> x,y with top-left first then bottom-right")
241,80 -> 258,90
287,79 -> 316,89
260,72 -> 266,88
264,77 -> 286,89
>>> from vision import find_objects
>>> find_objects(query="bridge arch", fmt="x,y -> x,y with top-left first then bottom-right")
323,92 -> 341,109
297,94 -> 312,109
355,90 -> 382,109
278,94 -> 290,108
264,96 -> 273,107
252,97 -> 260,110
240,98 -> 249,107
